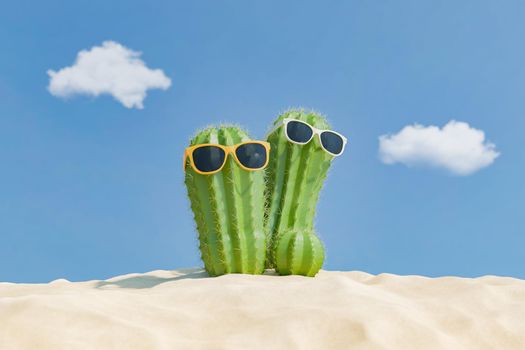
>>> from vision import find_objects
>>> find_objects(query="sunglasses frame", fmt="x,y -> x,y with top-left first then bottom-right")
183,141 -> 271,175
269,118 -> 348,156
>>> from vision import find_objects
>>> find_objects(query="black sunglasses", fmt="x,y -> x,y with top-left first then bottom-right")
269,118 -> 347,156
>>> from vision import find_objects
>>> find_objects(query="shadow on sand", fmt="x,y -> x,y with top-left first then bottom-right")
95,269 -> 209,289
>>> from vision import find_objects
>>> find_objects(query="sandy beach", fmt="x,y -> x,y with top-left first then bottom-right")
1,268 -> 524,349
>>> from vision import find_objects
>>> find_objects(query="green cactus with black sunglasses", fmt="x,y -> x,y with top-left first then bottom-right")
265,109 -> 335,276
184,126 -> 266,276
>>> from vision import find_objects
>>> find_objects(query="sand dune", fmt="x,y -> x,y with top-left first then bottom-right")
1,268 -> 525,349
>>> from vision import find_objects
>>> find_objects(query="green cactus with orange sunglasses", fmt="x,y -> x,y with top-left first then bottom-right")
184,125 -> 269,276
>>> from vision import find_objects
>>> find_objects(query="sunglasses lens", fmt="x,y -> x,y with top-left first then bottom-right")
192,146 -> 226,173
286,120 -> 313,143
320,131 -> 344,155
235,143 -> 267,169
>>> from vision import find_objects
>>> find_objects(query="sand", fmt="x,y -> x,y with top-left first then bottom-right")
1,268 -> 525,350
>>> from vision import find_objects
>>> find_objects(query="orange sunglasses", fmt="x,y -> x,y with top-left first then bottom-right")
183,141 -> 270,175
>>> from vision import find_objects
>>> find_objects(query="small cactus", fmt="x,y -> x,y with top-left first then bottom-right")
273,230 -> 325,277
184,126 -> 266,276
265,109 -> 334,276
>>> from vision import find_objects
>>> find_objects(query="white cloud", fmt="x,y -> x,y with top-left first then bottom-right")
379,120 -> 499,175
47,41 -> 171,109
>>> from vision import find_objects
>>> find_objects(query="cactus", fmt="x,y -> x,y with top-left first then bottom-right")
265,109 -> 333,276
184,126 -> 266,276
273,230 -> 325,277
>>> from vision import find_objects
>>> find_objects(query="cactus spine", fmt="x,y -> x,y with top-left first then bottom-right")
265,109 -> 333,276
185,126 -> 266,276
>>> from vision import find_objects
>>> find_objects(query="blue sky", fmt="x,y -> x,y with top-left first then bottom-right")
1,1 -> 524,282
